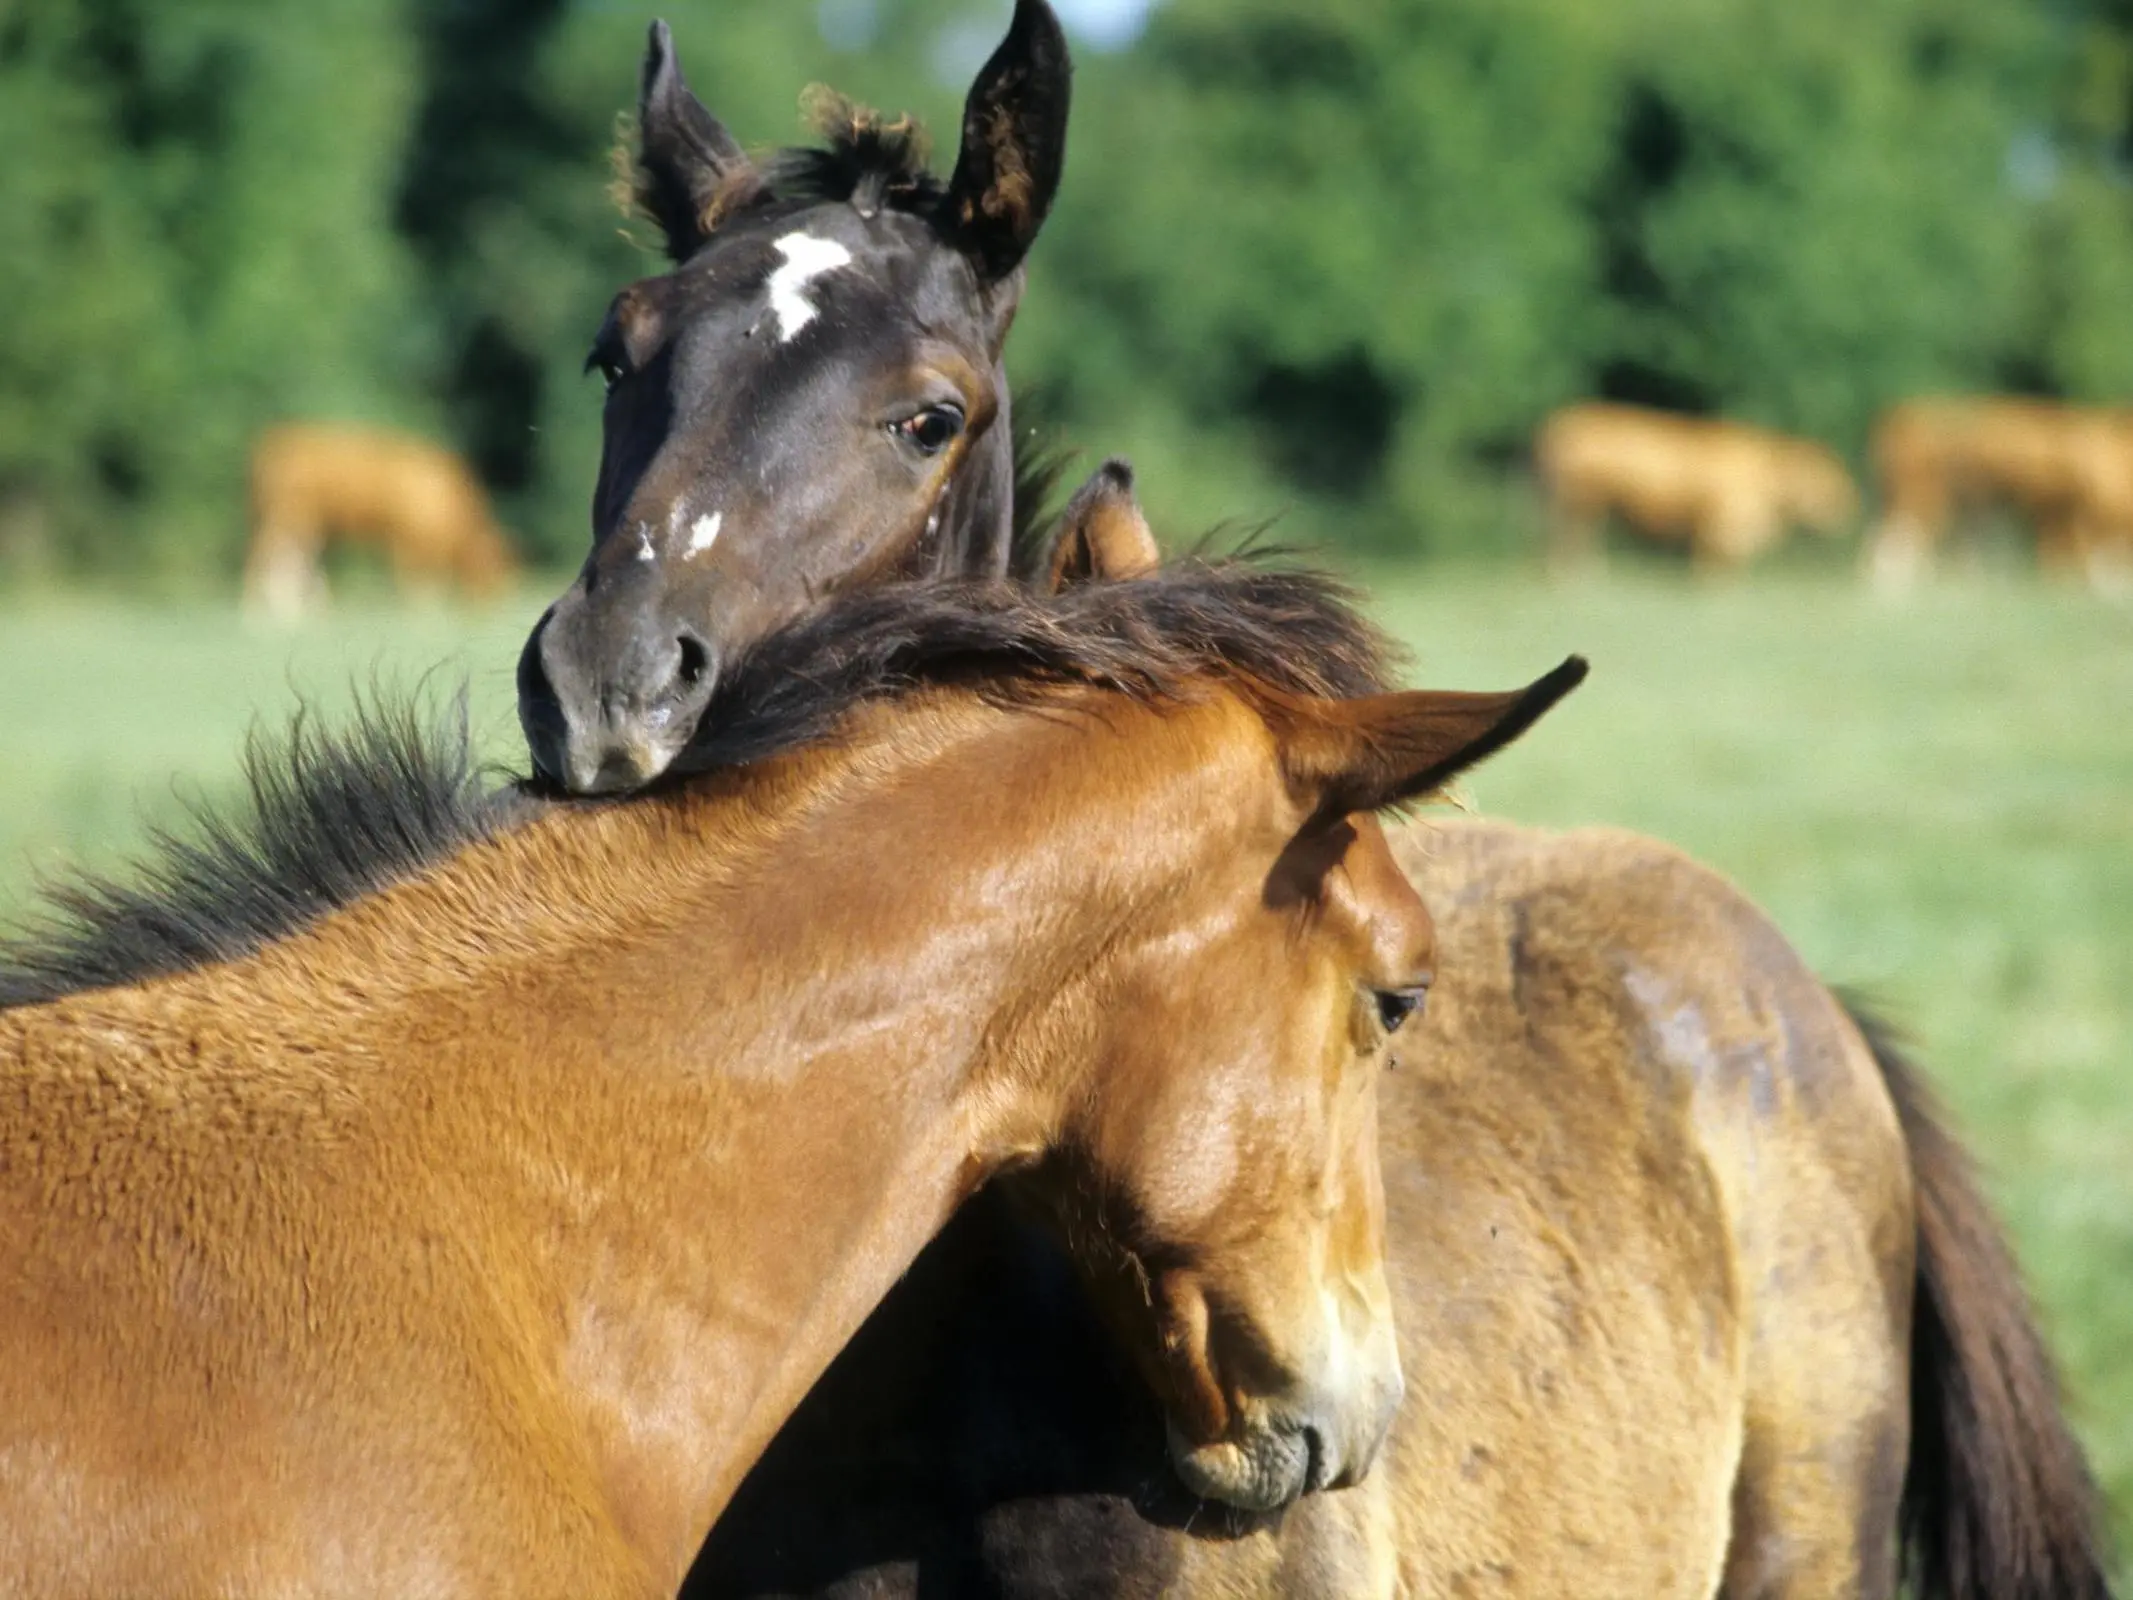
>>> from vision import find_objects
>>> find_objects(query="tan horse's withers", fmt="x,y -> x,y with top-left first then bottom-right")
1868,397 -> 2133,592
1539,401 -> 1859,571
243,422 -> 517,620
0,567 -> 1579,1597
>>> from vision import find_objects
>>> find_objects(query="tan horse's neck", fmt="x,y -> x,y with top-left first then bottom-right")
3,690 -> 1257,1592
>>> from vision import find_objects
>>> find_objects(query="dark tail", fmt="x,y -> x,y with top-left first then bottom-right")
1844,999 -> 2116,1599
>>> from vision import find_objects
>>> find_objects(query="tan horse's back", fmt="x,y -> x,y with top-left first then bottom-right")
1869,397 -> 2133,590
245,423 -> 516,619
1350,820 -> 1907,1595
1539,402 -> 1857,570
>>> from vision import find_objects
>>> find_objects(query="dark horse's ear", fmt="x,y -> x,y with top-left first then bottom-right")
638,19 -> 751,261
1283,658 -> 1591,822
943,0 -> 1072,283
1046,459 -> 1160,591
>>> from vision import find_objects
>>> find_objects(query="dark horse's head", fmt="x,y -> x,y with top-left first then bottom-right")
520,1 -> 1070,793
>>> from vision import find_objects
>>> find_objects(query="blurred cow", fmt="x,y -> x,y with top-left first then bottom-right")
1538,401 -> 1858,572
244,424 -> 517,621
1867,397 -> 2133,593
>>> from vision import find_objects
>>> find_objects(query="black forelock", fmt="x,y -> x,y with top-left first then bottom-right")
759,92 -> 948,215
656,91 -> 950,237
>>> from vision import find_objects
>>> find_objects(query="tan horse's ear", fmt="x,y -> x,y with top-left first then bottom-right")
1282,657 -> 1589,820
1046,459 -> 1161,592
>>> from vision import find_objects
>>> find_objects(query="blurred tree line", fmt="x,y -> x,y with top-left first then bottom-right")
1,0 -> 2129,580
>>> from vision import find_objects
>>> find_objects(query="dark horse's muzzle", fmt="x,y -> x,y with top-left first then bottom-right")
518,585 -> 718,794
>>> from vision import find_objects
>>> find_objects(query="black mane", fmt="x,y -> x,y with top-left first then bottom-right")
667,561 -> 1399,779
0,696 -> 499,1011
0,565 -> 1398,1011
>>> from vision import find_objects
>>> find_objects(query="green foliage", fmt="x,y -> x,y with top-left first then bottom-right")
0,0 -> 2128,576
0,0 -> 421,579
1014,0 -> 2081,554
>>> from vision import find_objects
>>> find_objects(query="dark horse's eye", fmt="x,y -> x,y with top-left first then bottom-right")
895,405 -> 965,457
1375,984 -> 1429,1034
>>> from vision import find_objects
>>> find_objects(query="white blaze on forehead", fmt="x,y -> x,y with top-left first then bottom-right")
685,511 -> 723,557
766,232 -> 854,342
634,524 -> 657,563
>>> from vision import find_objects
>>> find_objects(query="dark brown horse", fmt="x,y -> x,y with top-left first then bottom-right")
518,1 -> 1073,793
0,567 -> 1579,1596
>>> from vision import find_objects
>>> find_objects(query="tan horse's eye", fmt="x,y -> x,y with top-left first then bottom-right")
1374,984 -> 1429,1034
895,405 -> 965,457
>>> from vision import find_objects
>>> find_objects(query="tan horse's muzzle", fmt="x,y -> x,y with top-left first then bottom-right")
1163,1291 -> 1405,1512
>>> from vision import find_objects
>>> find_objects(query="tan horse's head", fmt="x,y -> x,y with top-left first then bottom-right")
994,644 -> 1585,1511
651,545 -> 1584,1513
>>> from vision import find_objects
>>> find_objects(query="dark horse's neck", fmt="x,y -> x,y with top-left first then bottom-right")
934,377 -> 1067,587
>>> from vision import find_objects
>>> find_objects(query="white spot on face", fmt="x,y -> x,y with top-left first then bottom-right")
635,524 -> 656,563
686,511 -> 723,557
766,232 -> 854,342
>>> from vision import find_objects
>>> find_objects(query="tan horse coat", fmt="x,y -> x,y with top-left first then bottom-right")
244,423 -> 516,619
1868,397 -> 2133,591
1539,402 -> 1858,570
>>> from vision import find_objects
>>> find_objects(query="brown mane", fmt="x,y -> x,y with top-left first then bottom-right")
0,563 -> 1399,1011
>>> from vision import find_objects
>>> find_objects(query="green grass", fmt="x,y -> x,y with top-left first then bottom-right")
2,570 -> 2129,1558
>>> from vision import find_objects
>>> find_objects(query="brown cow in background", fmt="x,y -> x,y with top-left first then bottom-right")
244,423 -> 517,620
1538,401 -> 1858,572
1867,397 -> 2133,593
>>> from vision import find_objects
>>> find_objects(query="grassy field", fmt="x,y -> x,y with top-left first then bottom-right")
2,570 -> 2129,1558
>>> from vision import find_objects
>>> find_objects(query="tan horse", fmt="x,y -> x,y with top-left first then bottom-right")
0,568 -> 1579,1596
1868,397 -> 2133,592
1539,401 -> 1859,571
685,480 -> 2112,1600
244,422 -> 517,620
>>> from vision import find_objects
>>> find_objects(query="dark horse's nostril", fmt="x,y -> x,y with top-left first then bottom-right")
675,631 -> 711,691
